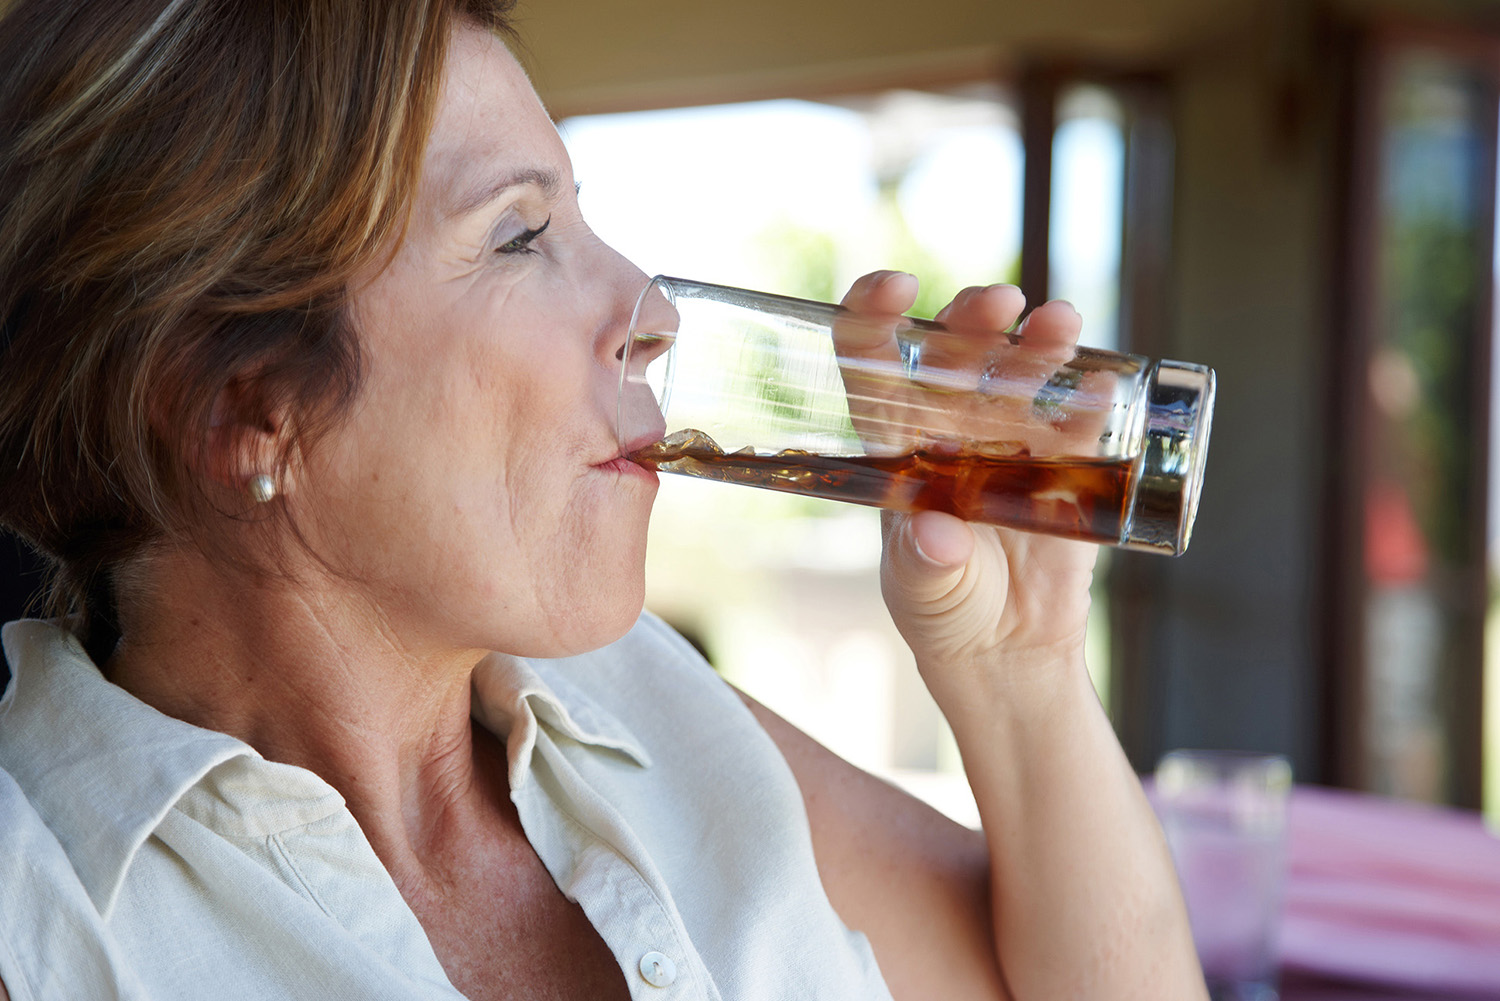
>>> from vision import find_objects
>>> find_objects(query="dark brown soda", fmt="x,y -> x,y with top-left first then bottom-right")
630,429 -> 1135,545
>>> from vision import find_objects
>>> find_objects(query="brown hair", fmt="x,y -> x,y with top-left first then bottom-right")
0,0 -> 517,637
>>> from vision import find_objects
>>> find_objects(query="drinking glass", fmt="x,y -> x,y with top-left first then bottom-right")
1155,750 -> 1293,1001
617,276 -> 1216,555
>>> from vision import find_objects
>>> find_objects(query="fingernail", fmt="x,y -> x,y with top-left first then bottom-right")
910,528 -> 944,567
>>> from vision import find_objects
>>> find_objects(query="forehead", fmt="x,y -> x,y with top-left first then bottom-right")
421,26 -> 566,208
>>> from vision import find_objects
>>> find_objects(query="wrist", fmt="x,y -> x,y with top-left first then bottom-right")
916,641 -> 1097,737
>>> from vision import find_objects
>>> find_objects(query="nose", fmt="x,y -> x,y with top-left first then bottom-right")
620,278 -> 679,365
590,238 -> 679,371
589,243 -> 676,451
615,276 -> 677,451
591,243 -> 654,366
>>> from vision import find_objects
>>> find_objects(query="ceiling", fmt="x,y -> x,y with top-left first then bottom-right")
517,0 -> 1500,117
518,0 -> 1263,115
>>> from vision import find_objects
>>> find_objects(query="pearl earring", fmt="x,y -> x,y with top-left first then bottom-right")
248,473 -> 277,504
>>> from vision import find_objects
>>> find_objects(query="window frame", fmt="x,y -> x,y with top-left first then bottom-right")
1322,19 -> 1500,808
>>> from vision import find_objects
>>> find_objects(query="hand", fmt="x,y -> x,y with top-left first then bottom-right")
838,272 -> 1101,701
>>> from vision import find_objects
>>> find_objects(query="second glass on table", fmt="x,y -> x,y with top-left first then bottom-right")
617,276 -> 1216,555
1154,750 -> 1292,1001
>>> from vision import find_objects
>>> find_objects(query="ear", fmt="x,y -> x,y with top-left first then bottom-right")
202,377 -> 298,502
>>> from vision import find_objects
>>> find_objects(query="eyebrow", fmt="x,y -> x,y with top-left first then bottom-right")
449,166 -> 562,217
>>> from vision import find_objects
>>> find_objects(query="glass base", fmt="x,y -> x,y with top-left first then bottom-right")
1206,978 -> 1278,1001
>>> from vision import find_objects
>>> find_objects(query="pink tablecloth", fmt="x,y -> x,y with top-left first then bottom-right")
1277,786 -> 1500,996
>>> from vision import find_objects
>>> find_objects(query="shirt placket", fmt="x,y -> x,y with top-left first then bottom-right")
566,838 -> 712,1000
511,729 -> 720,1001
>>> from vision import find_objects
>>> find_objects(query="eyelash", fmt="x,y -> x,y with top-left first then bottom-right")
495,216 -> 551,255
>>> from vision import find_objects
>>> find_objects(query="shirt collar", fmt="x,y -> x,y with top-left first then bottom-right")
0,620 -> 653,913
0,619 -> 255,917
470,650 -> 652,792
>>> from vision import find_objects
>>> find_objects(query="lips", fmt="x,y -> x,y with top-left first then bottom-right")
592,433 -> 662,481
621,429 -> 665,457
594,454 -> 644,475
593,453 -> 659,486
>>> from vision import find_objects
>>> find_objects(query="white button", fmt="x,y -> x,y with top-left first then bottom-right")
638,951 -> 677,988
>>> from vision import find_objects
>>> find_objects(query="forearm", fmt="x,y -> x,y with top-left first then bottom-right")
931,649 -> 1205,1000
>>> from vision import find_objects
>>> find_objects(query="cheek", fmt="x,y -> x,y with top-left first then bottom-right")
486,339 -> 606,454
327,276 -> 648,651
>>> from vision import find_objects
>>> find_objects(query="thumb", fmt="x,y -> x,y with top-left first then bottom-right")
883,510 -> 975,601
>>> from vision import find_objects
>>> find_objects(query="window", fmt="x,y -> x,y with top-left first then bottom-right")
1329,30 -> 1499,811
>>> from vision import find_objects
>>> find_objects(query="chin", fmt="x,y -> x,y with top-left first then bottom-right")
588,599 -> 648,651
522,603 -> 643,660
521,570 -> 648,660
585,573 -> 649,647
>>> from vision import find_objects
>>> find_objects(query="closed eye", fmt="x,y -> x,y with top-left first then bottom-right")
496,216 -> 551,255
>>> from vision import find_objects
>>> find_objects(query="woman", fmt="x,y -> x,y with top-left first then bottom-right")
0,1 -> 1204,998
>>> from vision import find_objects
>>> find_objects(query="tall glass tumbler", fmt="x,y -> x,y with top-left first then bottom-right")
617,276 -> 1216,555
1155,750 -> 1293,1001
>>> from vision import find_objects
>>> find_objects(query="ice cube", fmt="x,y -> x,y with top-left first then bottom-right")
660,428 -> 723,455
969,439 -> 1031,459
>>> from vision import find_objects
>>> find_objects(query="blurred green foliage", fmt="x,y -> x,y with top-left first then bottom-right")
749,185 -> 1017,319
1377,63 -> 1487,567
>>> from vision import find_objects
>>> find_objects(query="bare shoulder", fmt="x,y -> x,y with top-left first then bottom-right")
1,973 -> 10,1000
735,689 -> 1009,1001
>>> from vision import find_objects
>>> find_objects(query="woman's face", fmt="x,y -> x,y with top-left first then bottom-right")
301,25 -> 659,659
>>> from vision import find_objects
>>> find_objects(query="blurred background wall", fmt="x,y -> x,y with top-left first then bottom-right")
517,0 -> 1500,821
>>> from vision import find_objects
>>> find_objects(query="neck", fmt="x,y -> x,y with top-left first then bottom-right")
103,546 -> 502,871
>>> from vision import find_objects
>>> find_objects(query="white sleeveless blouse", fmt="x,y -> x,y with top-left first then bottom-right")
0,615 -> 892,1000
